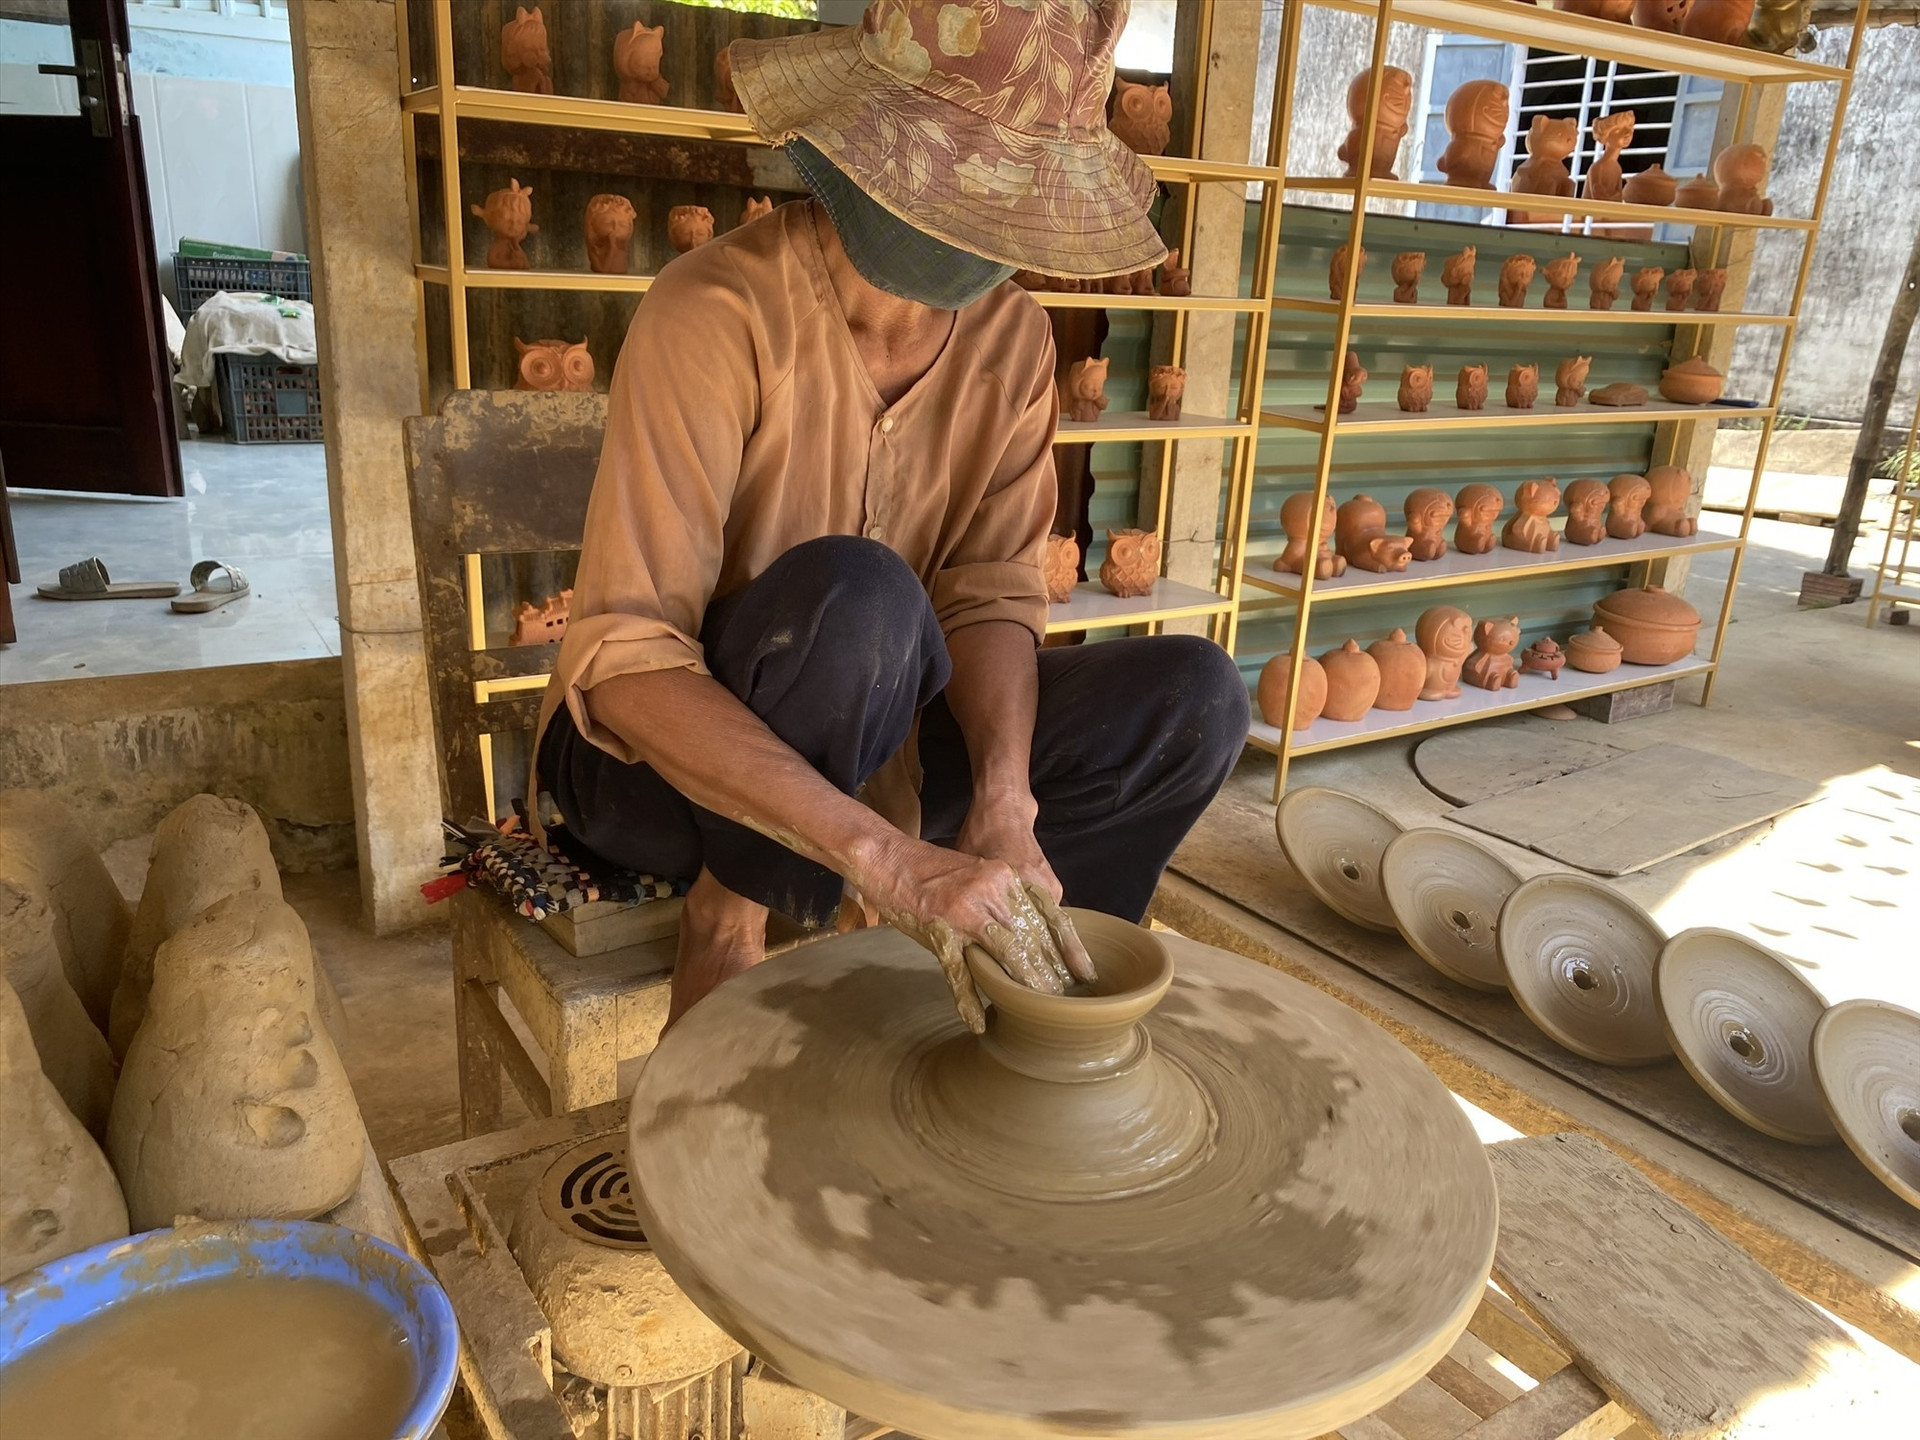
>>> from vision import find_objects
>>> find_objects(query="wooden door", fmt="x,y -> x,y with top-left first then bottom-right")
0,0 -> 180,497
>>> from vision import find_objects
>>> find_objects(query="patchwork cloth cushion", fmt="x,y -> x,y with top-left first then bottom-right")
445,824 -> 681,920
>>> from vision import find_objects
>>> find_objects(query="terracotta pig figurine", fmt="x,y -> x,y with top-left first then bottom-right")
509,589 -> 572,646
514,338 -> 594,393
1277,492 -> 1345,579
667,205 -> 715,253
584,194 -> 635,275
1454,482 -> 1504,554
1338,67 -> 1414,179
1404,487 -> 1454,561
1562,478 -> 1611,545
1506,363 -> 1539,410
1606,472 -> 1654,539
1147,365 -> 1185,422
1438,79 -> 1509,190
1456,363 -> 1489,412
1542,253 -> 1580,310
1463,615 -> 1523,691
471,179 -> 537,270
1645,465 -> 1697,537
1416,605 -> 1475,700
1502,478 -> 1562,553
1631,265 -> 1665,312
1043,534 -> 1079,604
1498,254 -> 1536,309
1158,248 -> 1190,297
1329,243 -> 1367,302
1694,267 -> 1728,312
1398,364 -> 1433,413
1099,528 -> 1160,598
1392,251 -> 1425,304
1590,255 -> 1625,311
501,5 -> 552,95
1442,246 -> 1477,306
1583,111 -> 1635,204
1508,115 -> 1578,225
614,21 -> 668,104
1334,350 -> 1368,414
1335,495 -> 1413,574
1110,77 -> 1172,156
1665,268 -> 1697,312
1713,143 -> 1773,215
1061,357 -> 1111,424
714,47 -> 742,112
1555,355 -> 1591,407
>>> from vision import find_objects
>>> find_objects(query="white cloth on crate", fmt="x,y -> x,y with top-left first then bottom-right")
178,291 -> 318,388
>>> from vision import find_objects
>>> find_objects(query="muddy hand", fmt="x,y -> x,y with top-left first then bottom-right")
1026,886 -> 1096,987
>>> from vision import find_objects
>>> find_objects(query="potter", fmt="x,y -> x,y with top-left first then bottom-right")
529,4 -> 1243,1031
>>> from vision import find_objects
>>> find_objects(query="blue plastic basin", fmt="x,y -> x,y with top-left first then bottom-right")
0,1219 -> 459,1439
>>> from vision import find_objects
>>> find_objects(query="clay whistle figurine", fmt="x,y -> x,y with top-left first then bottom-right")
1502,478 -> 1562,553
584,194 -> 636,275
1099,528 -> 1160,598
514,338 -> 594,393
1542,253 -> 1580,310
614,21 -> 668,105
1442,246 -> 1477,306
1497,254 -> 1536,309
1416,605 -> 1475,700
1463,615 -> 1523,691
1392,251 -> 1425,304
1521,638 -> 1567,680
1694,268 -> 1728,313
1589,255 -> 1625,311
1554,355 -> 1591,407
1147,365 -> 1186,422
1454,483 -> 1504,555
509,589 -> 572,646
471,179 -> 537,270
501,5 -> 552,95
1043,534 -> 1080,604
1645,465 -> 1697,537
1158,249 -> 1190,297
1713,143 -> 1773,215
1333,350 -> 1368,415
1318,640 -> 1382,721
1505,363 -> 1539,410
1606,473 -> 1653,540
1438,79 -> 1509,190
1456,363 -> 1489,412
667,205 -> 715,254
738,196 -> 774,228
1060,357 -> 1111,424
1630,266 -> 1665,312
1257,653 -> 1327,732
1634,0 -> 1694,32
1337,66 -> 1414,180
1685,0 -> 1757,43
714,47 -> 742,112
1398,364 -> 1433,413
1110,77 -> 1172,156
1335,495 -> 1413,574
1277,492 -> 1345,580
1664,268 -> 1697,312
1583,111 -> 1635,204
1562,478 -> 1611,545
1507,116 -> 1578,226
1368,629 -> 1428,712
1747,0 -> 1813,53
1329,243 -> 1367,302
1404,487 -> 1455,562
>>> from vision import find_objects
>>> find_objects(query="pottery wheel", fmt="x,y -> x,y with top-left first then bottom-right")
626,922 -> 1497,1440
1276,786 -> 1403,933
1498,874 -> 1670,1066
1381,828 -> 1522,992
1813,1000 -> 1920,1210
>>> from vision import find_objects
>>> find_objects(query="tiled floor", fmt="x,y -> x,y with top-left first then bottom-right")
1,438 -> 338,684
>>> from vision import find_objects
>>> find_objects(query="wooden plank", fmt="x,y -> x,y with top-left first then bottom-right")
1454,1369 -> 1626,1440
1488,1133 -> 1920,1438
1468,1289 -> 1571,1383
1431,1355 -> 1526,1420
463,979 -> 553,1117
1373,1375 -> 1484,1439
539,895 -> 683,957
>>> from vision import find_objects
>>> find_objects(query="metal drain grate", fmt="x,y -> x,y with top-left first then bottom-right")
538,1139 -> 649,1250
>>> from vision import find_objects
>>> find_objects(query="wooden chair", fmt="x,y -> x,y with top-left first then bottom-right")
404,389 -> 675,1136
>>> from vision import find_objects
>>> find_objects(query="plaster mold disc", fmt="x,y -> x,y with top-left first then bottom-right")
1812,1000 -> 1920,1210
1381,828 -> 1523,992
1276,787 -> 1403,933
1498,874 -> 1669,1065
626,913 -> 1499,1440
1657,928 -> 1836,1145
508,1137 -> 744,1388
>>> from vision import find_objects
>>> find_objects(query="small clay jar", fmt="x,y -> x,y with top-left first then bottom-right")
1329,244 -> 1368,302
1554,355 -> 1591,407
1442,246 -> 1476,306
1277,492 -> 1346,579
1565,627 -> 1624,673
1505,364 -> 1538,411
1645,465 -> 1698,537
1416,605 -> 1474,700
1044,534 -> 1080,604
1592,586 -> 1701,664
1562,478 -> 1611,545
1099,529 -> 1160,599
1318,640 -> 1383,721
1589,255 -> 1625,311
1541,253 -> 1580,310
1497,254 -> 1536,309
1683,0 -> 1755,41
1633,0 -> 1693,32
1462,616 -> 1522,692
1658,357 -> 1726,406
1501,478 -> 1562,554
1367,629 -> 1427,712
1674,174 -> 1720,211
1398,364 -> 1434,413
1454,482 -> 1504,555
1630,266 -> 1665,312
1622,165 -> 1676,207
1521,638 -> 1567,680
1606,473 -> 1653,540
1456,363 -> 1489,412
1392,251 -> 1425,304
1335,495 -> 1413,574
1404,487 -> 1454,562
1257,653 -> 1328,732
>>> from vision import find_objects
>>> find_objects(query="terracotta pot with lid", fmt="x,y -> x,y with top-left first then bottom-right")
1659,357 -> 1726,406
1592,586 -> 1701,664
1564,627 -> 1624,674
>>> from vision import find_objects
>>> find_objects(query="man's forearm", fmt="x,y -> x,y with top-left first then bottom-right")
942,621 -> 1041,814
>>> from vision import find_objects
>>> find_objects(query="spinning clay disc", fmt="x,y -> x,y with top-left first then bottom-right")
1812,1000 -> 1920,1210
1657,929 -> 1836,1145
1498,874 -> 1670,1065
1381,829 -> 1523,992
1276,787 -> 1403,933
626,914 -> 1498,1440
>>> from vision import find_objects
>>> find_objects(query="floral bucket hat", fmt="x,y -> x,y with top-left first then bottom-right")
727,0 -> 1165,280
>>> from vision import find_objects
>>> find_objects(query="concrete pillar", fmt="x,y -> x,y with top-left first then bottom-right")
290,0 -> 444,933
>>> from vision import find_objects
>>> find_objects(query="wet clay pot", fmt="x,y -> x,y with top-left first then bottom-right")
1593,585 -> 1701,664
1416,605 -> 1474,700
1659,357 -> 1726,406
1565,627 -> 1624,673
1367,629 -> 1427,711
1257,653 -> 1328,732
1318,640 -> 1382,721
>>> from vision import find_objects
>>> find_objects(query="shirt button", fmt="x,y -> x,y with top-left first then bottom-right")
878,415 -> 895,434
866,523 -> 885,541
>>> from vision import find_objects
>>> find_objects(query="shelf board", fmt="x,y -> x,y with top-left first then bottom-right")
1046,579 -> 1232,635
1271,296 -> 1793,328
418,264 -> 656,293
1055,411 -> 1252,445
1033,292 -> 1266,314
1247,655 -> 1714,757
1240,529 -> 1741,602
1261,398 -> 1770,436
1285,177 -> 1816,233
1305,0 -> 1849,85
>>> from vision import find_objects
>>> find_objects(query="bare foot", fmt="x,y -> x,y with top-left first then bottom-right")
666,868 -> 768,1029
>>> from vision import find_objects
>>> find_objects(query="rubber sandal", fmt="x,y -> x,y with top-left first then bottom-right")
171,560 -> 250,613
37,557 -> 181,601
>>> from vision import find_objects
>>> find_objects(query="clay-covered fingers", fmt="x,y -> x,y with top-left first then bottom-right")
979,917 -> 1067,995
937,934 -> 987,1034
1026,886 -> 1095,986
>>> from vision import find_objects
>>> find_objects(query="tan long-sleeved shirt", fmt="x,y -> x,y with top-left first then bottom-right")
535,199 -> 1059,804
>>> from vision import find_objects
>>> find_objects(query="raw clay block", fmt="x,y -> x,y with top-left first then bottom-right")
0,878 -> 116,1137
0,789 -> 131,1030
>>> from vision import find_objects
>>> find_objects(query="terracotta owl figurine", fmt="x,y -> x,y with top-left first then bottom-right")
1694,268 -> 1727,313
1590,255 -> 1625,311
1542,253 -> 1580,310
1583,111 -> 1635,204
1665,269 -> 1697,312
501,5 -> 552,95
1329,243 -> 1367,302
1506,363 -> 1539,411
1099,529 -> 1161,599
1147,365 -> 1185,422
1337,67 -> 1413,180
1391,251 -> 1425,305
509,589 -> 573,647
1398,364 -> 1433,414
1630,266 -> 1665,312
1502,478 -> 1562,553
1404,487 -> 1454,562
614,22 -> 668,105
1463,617 -> 1523,692
1044,535 -> 1080,605
667,205 -> 715,253
471,179 -> 537,270
1442,246 -> 1477,306
714,47 -> 742,112
1507,116 -> 1578,226
1606,473 -> 1653,540
1060,357 -> 1111,424
1438,80 -> 1509,190
1456,363 -> 1489,412
514,338 -> 594,393
1562,479 -> 1611,546
1554,355 -> 1592,408
1110,78 -> 1172,156
1498,254 -> 1536,309
1334,350 -> 1368,414
584,194 -> 636,275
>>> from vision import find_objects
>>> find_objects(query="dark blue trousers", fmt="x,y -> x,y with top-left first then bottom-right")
540,537 -> 1246,928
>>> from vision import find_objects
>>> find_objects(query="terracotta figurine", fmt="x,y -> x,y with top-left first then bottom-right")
1277,492 -> 1345,579
614,21 -> 668,104
1562,478 -> 1611,545
1507,115 -> 1578,226
1498,254 -> 1536,309
1588,381 -> 1649,406
1542,253 -> 1580,310
1506,363 -> 1539,410
1633,0 -> 1694,32
1060,357 -> 1111,424
1398,364 -> 1433,413
1329,243 -> 1367,302
1099,528 -> 1160,598
1521,638 -> 1567,680
510,589 -> 573,646
1415,605 -> 1475,700
1463,616 -> 1523,691
714,48 -> 742,112
1565,627 -> 1624,674
1622,164 -> 1676,208
1147,365 -> 1186,422
1404,487 -> 1454,562
1454,482 -> 1504,555
1589,254 -> 1625,311
1583,112 -> 1635,204
1658,356 -> 1726,405
501,5 -> 552,95
1606,473 -> 1654,539
1693,268 -> 1728,313
1456,363 -> 1489,412
1559,0 -> 1634,16
1442,246 -> 1477,306
513,337 -> 594,393
1684,0 -> 1758,43
1337,67 -> 1414,180
1645,465 -> 1697,537
1368,629 -> 1428,712
584,194 -> 635,275
1391,251 -> 1425,304
1158,249 -> 1190,297
1630,265 -> 1665,312
1554,355 -> 1591,407
1044,534 -> 1080,604
1256,653 -> 1327,732
1335,495 -> 1413,574
1502,478 -> 1562,553
1319,640 -> 1382,721
1110,77 -> 1172,156
471,179 -> 537,270
1334,350 -> 1368,414
736,196 -> 774,229
1713,143 -> 1773,215
1748,0 -> 1813,53
1663,268 -> 1697,313
667,205 -> 714,253
1438,79 -> 1510,190
1675,172 -> 1720,211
